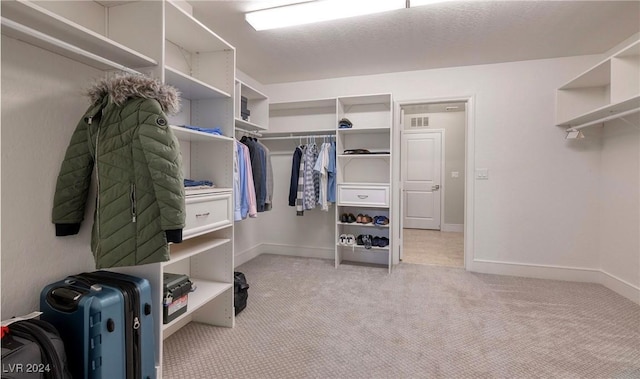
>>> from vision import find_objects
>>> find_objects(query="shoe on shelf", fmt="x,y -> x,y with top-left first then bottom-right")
340,213 -> 348,223
356,213 -> 364,223
377,237 -> 389,247
362,234 -> 373,249
339,234 -> 347,245
356,234 -> 364,246
347,213 -> 356,223
345,234 -> 356,246
362,215 -> 373,224
374,216 -> 389,226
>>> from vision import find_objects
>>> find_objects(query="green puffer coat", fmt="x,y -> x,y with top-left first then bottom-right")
52,74 -> 185,268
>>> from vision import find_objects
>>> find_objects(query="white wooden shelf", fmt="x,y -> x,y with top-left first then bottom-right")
1,1 -> 157,70
336,244 -> 390,251
338,154 -> 390,158
165,0 -> 233,53
165,238 -> 231,266
260,129 -> 336,137
235,118 -> 266,131
165,66 -> 231,100
337,127 -> 391,134
556,39 -> 639,129
337,222 -> 390,228
161,280 -> 232,331
170,125 -> 233,142
270,98 -> 336,111
557,95 -> 640,127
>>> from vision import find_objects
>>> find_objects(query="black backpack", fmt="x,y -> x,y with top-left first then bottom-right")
234,272 -> 249,315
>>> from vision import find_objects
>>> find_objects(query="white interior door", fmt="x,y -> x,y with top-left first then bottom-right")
402,131 -> 442,229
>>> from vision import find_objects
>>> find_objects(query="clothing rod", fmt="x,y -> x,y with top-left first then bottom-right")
235,127 -> 263,137
570,107 -> 640,131
259,134 -> 335,141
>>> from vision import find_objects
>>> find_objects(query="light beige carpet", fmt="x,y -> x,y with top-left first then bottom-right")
402,229 -> 464,267
163,254 -> 640,378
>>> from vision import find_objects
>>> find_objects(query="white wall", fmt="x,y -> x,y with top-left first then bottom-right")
1,36 -> 102,318
598,114 -> 640,301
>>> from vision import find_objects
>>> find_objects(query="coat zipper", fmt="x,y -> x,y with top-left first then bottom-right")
130,184 -> 137,223
90,115 -> 101,257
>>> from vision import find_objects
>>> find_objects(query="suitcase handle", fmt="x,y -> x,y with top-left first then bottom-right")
66,275 -> 104,292
46,287 -> 85,312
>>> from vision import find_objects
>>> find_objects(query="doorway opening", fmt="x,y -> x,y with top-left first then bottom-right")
398,101 -> 467,268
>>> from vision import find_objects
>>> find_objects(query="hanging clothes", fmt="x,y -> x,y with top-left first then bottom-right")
303,142 -> 319,210
296,145 -> 307,216
256,140 -> 273,211
314,142 -> 330,211
241,136 -> 265,212
234,139 -> 257,219
327,140 -> 337,203
289,146 -> 304,207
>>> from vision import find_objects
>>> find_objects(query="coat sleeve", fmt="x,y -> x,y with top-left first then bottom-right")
137,102 -> 186,243
52,117 -> 94,236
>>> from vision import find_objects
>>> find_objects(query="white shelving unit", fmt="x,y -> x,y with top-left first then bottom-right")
336,94 -> 393,272
1,2 -> 237,377
266,94 -> 393,271
556,39 -> 640,128
235,79 -> 269,131
0,0 -> 157,72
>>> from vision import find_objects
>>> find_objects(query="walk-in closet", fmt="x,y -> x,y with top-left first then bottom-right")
1,1 -> 639,378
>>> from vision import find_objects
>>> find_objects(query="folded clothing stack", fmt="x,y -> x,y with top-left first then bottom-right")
338,118 -> 352,129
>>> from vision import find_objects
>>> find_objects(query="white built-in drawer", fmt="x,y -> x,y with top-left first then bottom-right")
338,185 -> 389,207
183,192 -> 232,239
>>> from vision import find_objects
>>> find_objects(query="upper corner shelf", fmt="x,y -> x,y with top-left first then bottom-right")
165,66 -> 231,100
270,98 -> 337,111
165,0 -> 233,53
338,93 -> 392,106
1,0 -> 157,70
556,39 -> 639,128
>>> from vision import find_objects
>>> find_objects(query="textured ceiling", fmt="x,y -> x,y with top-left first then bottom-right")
190,1 -> 640,84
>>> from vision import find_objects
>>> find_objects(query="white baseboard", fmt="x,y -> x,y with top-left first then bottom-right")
470,259 -> 599,282
471,259 -> 640,305
260,243 -> 334,260
234,244 -> 263,268
442,223 -> 464,233
598,270 -> 640,305
236,245 -> 640,305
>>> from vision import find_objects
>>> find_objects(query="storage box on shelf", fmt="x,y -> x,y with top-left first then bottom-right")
235,79 -> 269,131
556,39 -> 640,128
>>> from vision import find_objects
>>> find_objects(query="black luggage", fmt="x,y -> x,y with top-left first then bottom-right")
1,318 -> 72,379
234,272 -> 249,315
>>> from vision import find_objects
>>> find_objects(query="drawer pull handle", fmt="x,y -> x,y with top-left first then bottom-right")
196,212 -> 210,218
357,195 -> 369,199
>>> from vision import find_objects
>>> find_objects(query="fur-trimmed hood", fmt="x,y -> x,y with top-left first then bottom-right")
87,74 -> 181,115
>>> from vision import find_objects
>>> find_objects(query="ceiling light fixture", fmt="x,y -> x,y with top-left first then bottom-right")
246,0 -> 451,31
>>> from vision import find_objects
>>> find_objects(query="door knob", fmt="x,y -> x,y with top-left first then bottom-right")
432,184 -> 440,191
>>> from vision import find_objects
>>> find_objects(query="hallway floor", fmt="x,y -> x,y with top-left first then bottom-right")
402,229 -> 464,267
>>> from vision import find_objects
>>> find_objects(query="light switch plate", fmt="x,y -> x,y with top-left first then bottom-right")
476,168 -> 489,180
451,171 -> 459,178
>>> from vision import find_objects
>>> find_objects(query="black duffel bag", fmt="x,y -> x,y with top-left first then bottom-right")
234,272 -> 250,316
1,318 -> 72,379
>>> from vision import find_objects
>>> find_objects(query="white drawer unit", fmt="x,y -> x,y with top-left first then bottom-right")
183,191 -> 233,239
338,184 -> 390,207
